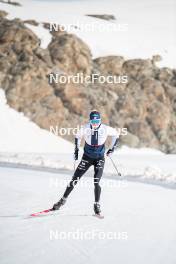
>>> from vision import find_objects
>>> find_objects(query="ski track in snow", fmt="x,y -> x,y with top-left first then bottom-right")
0,166 -> 176,264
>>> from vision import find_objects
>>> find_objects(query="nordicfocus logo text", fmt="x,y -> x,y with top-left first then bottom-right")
49,229 -> 128,240
49,126 -> 128,137
49,22 -> 128,33
49,73 -> 128,85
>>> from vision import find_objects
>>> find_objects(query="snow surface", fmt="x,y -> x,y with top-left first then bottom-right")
25,23 -> 52,49
0,0 -> 175,67
0,89 -> 73,153
0,166 -> 176,264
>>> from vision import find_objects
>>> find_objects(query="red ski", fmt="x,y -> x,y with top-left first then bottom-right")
30,210 -> 104,218
30,208 -> 53,217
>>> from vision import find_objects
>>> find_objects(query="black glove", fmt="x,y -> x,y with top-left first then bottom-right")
107,138 -> 119,156
106,148 -> 114,156
74,148 -> 79,160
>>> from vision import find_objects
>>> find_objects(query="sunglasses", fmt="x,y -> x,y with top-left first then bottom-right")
90,119 -> 101,124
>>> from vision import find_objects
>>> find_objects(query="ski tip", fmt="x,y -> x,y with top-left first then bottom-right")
30,208 -> 53,217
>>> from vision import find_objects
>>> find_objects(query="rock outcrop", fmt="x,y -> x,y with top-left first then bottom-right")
48,33 -> 93,75
0,12 -> 176,153
0,1 -> 21,7
86,14 -> 116,21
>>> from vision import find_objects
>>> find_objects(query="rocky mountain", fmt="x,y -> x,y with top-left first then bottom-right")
86,14 -> 116,21
0,10 -> 176,153
0,1 -> 21,7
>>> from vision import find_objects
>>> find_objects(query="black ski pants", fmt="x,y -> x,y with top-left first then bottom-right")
63,154 -> 105,202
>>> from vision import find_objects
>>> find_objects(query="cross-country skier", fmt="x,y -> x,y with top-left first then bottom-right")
52,110 -> 119,216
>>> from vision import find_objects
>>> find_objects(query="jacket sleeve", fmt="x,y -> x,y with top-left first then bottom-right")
75,125 -> 84,149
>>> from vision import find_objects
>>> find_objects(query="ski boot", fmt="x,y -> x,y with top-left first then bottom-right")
52,197 -> 66,210
94,202 -> 101,215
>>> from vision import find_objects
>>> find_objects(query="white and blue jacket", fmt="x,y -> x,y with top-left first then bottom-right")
76,123 -> 119,158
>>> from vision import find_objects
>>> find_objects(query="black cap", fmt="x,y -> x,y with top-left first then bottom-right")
89,110 -> 101,120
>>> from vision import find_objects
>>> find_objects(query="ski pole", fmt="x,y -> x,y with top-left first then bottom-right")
74,160 -> 77,172
108,155 -> 122,177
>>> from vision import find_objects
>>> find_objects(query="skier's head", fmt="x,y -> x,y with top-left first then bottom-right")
89,110 -> 101,129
